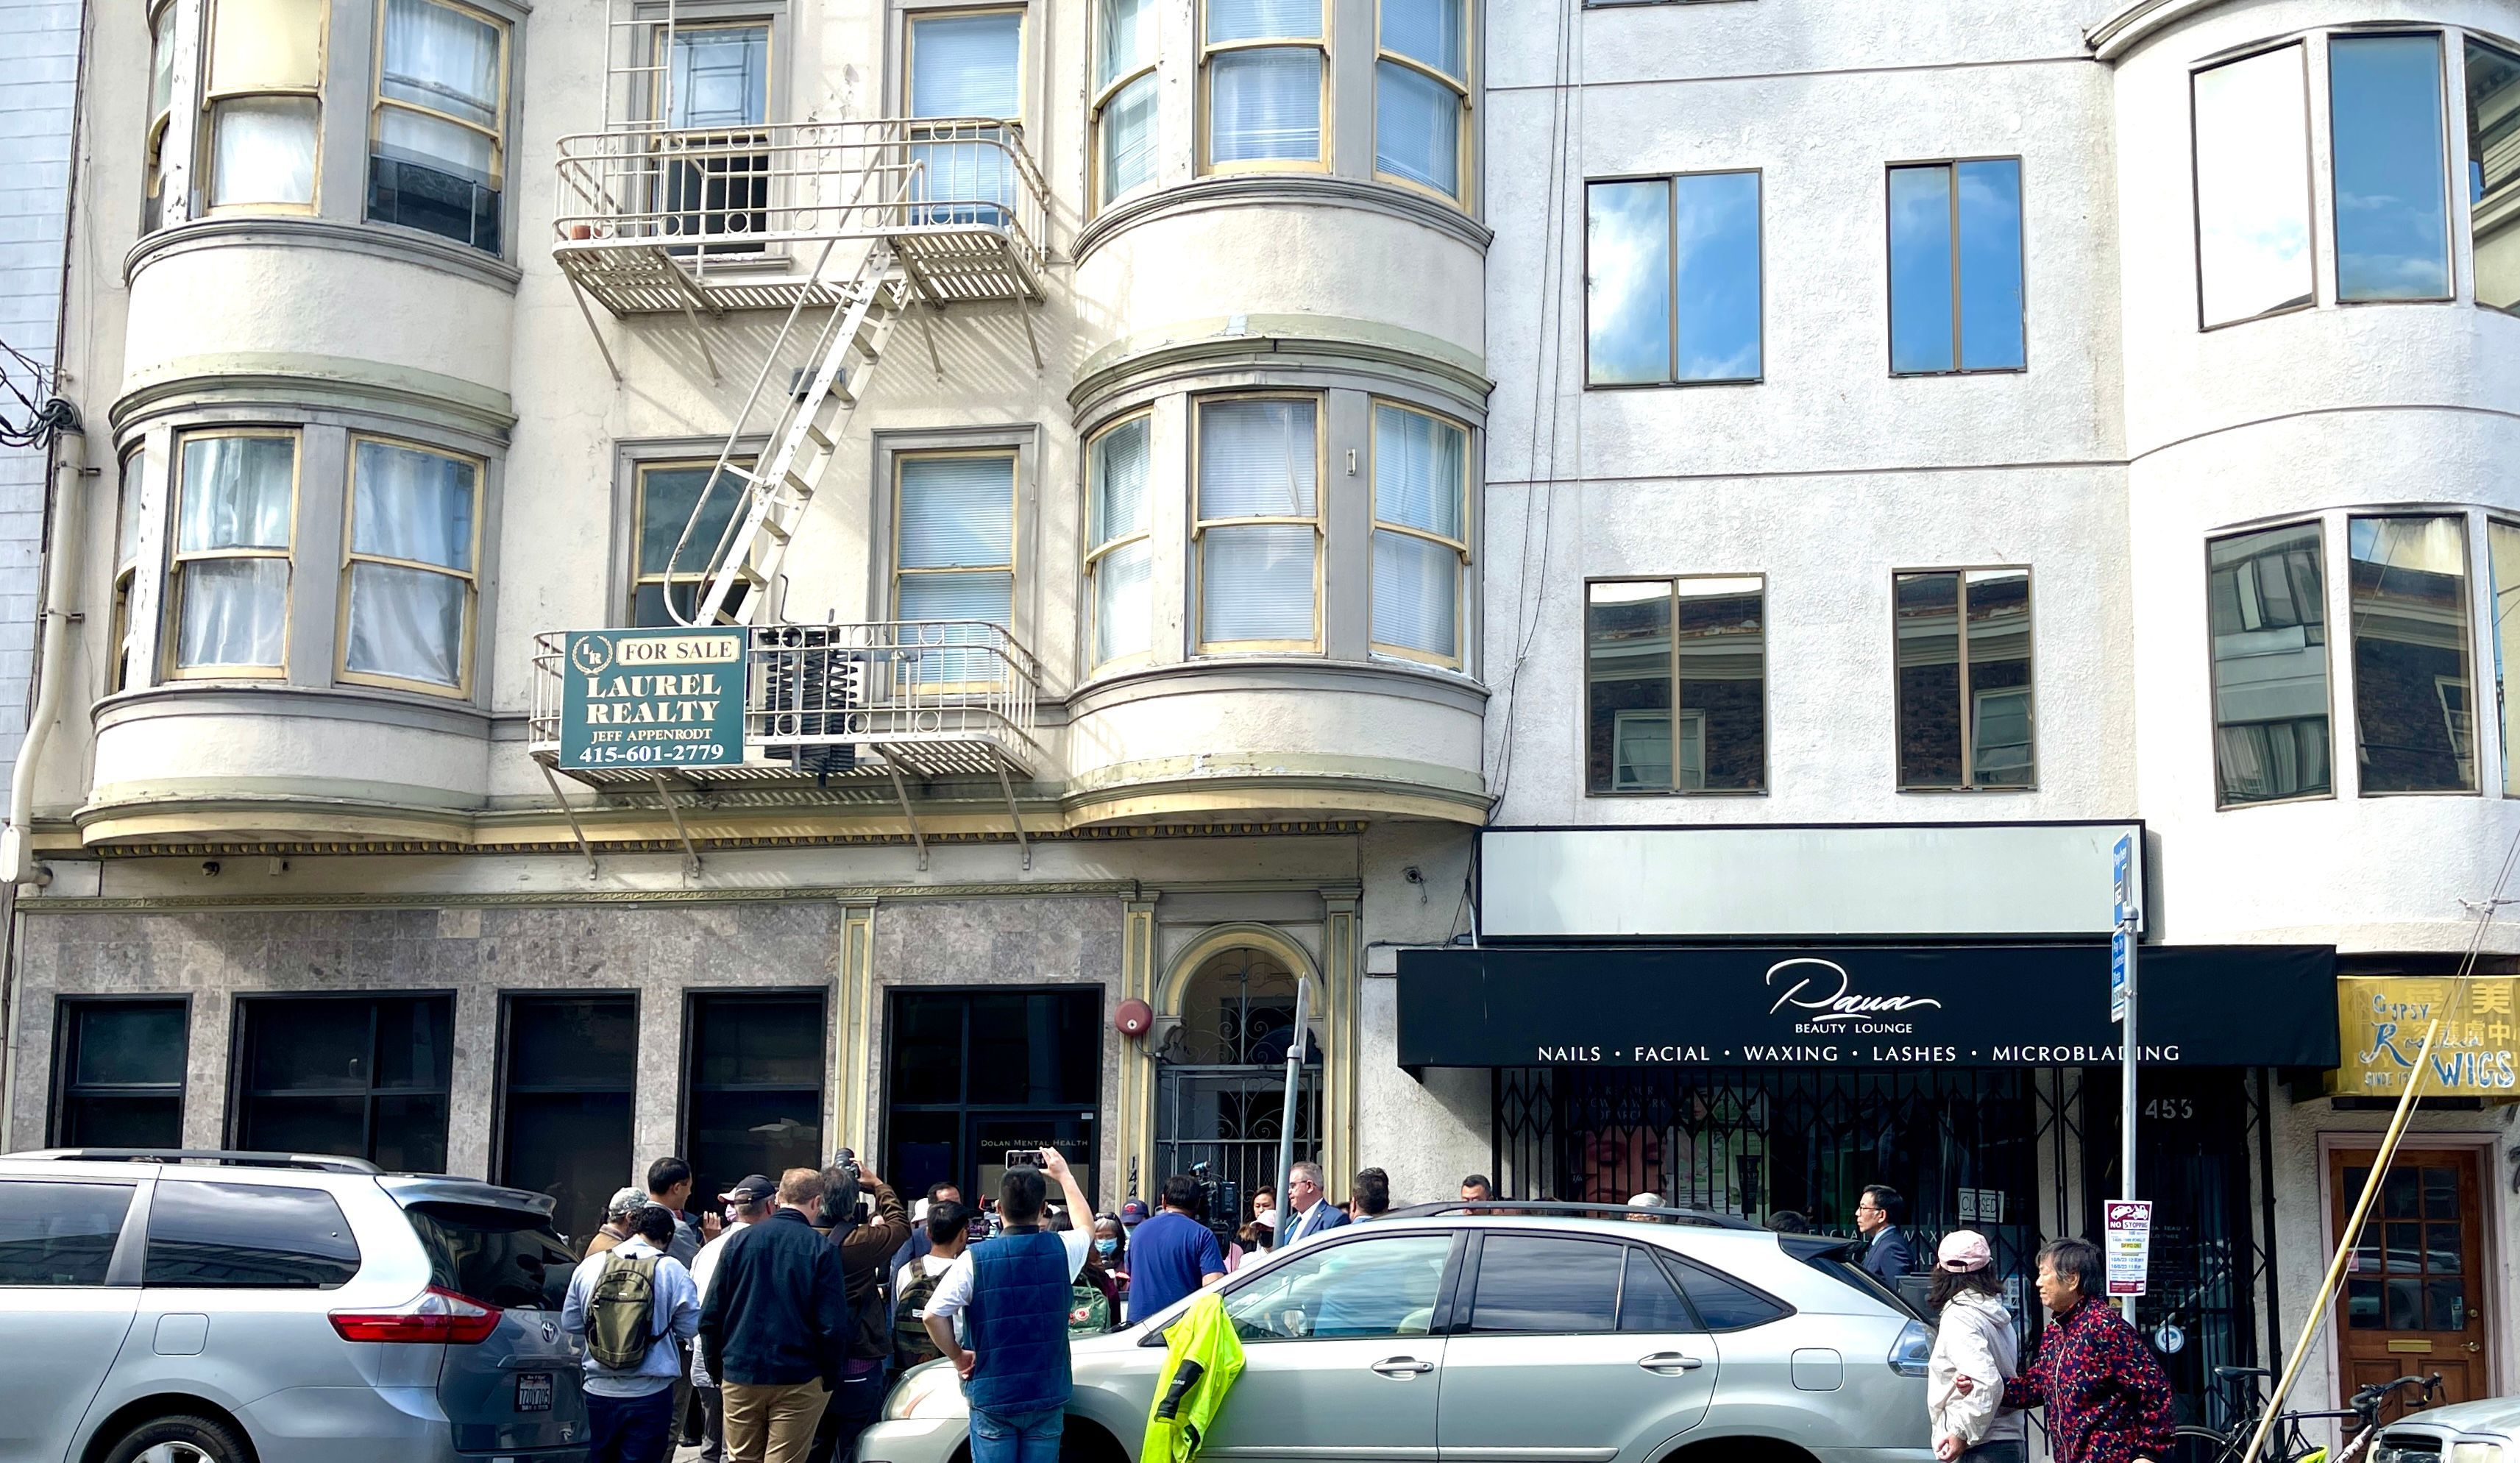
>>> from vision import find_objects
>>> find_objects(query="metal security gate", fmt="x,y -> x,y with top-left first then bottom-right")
1155,1065 -> 1318,1208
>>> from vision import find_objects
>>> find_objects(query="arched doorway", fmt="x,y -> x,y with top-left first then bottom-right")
1154,946 -> 1319,1216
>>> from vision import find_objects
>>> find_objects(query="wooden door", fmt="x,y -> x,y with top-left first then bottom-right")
2329,1147 -> 2489,1411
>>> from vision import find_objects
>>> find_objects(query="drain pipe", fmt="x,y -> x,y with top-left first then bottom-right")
3,417 -> 90,889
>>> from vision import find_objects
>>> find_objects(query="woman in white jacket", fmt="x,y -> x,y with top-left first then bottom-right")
1928,1230 -> 2024,1463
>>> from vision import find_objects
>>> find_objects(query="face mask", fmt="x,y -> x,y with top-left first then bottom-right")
1095,1238 -> 1119,1256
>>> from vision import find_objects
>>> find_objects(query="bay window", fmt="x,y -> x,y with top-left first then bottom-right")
146,1 -> 180,230
1087,414 -> 1154,667
2492,520 -> 2520,796
369,0 -> 509,252
2208,522 -> 2332,805
171,431 -> 295,676
1203,0 -> 1326,168
1375,0 -> 1469,199
111,447 -> 147,693
203,0 -> 327,210
1095,0 -> 1160,208
1585,578 -> 1767,794
341,437 -> 480,693
2349,514 -> 2473,793
2193,45 -> 2314,327
1370,403 -> 1468,665
2472,38 -> 2520,314
1196,396 -> 1320,651
1893,569 -> 2034,790
2329,33 -> 2452,304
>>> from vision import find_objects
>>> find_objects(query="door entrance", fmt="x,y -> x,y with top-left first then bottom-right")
2330,1146 -> 2490,1410
884,988 -> 1103,1211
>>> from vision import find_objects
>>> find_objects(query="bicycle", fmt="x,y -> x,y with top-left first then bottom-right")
2168,1366 -> 2445,1463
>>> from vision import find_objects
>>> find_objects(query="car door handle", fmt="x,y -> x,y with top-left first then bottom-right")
1639,1353 -> 1706,1375
1371,1357 -> 1435,1378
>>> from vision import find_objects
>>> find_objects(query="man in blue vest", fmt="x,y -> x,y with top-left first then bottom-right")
922,1145 -> 1096,1463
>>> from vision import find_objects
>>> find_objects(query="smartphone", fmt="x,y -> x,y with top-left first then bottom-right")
1004,1149 -> 1043,1169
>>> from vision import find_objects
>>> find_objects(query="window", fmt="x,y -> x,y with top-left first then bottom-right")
171,431 -> 294,676
1469,1235 -> 1624,1332
369,0 -> 508,252
1196,397 -> 1320,651
1894,568 -> 2034,791
1202,0 -> 1326,168
51,999 -> 188,1149
894,451 -> 1016,682
907,10 -> 1022,223
2471,38 -> 2520,314
2492,520 -> 2520,796
0,1183 -> 135,1286
1223,1232 -> 1452,1340
497,996 -> 636,1248
341,436 -> 479,694
1586,173 -> 1762,386
203,0 -> 327,210
1584,578 -> 1767,794
1095,0 -> 1160,208
685,993 -> 826,1216
404,1204 -> 575,1307
1887,159 -> 2025,375
146,1 -> 180,230
144,1182 -> 361,1288
660,24 -> 771,248
2193,46 -> 2314,327
2350,514 -> 2474,793
110,446 -> 148,693
1376,0 -> 1469,200
2331,33 -> 2452,303
2208,522 -> 2333,805
885,990 -> 1103,1208
1087,414 -> 1153,667
1371,403 -> 1469,665
234,996 -> 454,1172
1619,1246 -> 1699,1332
1666,1255 -> 1790,1331
631,459 -> 754,626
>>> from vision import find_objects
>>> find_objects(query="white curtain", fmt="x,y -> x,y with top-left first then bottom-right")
347,562 -> 467,685
344,442 -> 474,687
1372,404 -> 1463,537
1098,0 -> 1157,88
1210,49 -> 1320,162
379,0 -> 500,181
1374,60 -> 1458,194
116,449 -> 149,571
210,97 -> 317,205
150,4 -> 177,119
1379,0 -> 1461,75
1091,419 -> 1151,663
1373,531 -> 1456,656
1099,73 -> 1159,203
1199,400 -> 1316,643
178,436 -> 293,551
178,559 -> 288,669
1207,0 -> 1319,43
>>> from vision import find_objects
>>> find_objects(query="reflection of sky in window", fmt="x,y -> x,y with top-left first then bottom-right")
1889,166 -> 1955,372
2331,35 -> 2451,301
1587,180 -> 1672,384
1956,160 -> 2024,369
2195,46 -> 2314,325
1672,171 -> 1761,381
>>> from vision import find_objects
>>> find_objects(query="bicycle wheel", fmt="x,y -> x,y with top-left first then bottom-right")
2170,1424 -> 2246,1463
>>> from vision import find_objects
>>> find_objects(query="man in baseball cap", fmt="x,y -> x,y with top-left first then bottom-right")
719,1174 -> 777,1208
1118,1197 -> 1152,1228
586,1185 -> 647,1255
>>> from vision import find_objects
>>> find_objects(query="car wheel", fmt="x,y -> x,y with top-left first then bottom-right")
100,1415 -> 252,1463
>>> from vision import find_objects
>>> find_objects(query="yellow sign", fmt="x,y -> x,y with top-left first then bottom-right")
2331,976 -> 2520,1097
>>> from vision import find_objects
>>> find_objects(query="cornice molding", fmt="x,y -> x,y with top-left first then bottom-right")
1068,655 -> 1490,720
124,215 -> 524,294
95,683 -> 494,739
1070,323 -> 1494,422
1073,174 -> 1494,265
111,353 -> 519,439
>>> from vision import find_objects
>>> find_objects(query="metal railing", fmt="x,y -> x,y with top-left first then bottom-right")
529,620 -> 1043,782
553,117 -> 1048,294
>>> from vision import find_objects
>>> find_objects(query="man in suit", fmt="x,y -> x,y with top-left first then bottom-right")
1857,1183 -> 1914,1284
1279,1161 -> 1349,1247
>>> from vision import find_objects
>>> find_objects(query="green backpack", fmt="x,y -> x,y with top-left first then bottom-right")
894,1265 -> 945,1370
1068,1281 -> 1112,1336
588,1251 -> 661,1370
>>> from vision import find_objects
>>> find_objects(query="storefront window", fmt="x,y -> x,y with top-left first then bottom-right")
49,999 -> 188,1149
685,992 -> 826,1216
497,996 -> 634,1249
886,989 -> 1100,1208
233,995 -> 452,1172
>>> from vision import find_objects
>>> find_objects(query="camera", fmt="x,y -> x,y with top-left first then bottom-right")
1188,1161 -> 1240,1247
822,1148 -> 869,1230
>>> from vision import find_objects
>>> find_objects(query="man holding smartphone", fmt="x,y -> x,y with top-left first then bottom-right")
922,1146 -> 1095,1463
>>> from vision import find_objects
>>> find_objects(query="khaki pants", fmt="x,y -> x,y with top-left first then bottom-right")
720,1379 -> 831,1463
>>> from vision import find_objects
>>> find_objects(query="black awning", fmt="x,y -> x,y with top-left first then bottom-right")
1396,943 -> 2337,1071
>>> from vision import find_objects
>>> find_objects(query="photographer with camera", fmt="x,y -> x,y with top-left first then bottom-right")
1126,1174 -> 1227,1323
921,1146 -> 1095,1463
798,1150 -> 908,1463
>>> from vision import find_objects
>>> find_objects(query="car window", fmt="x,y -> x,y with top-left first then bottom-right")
0,1180 -> 135,1286
145,1181 -> 362,1289
404,1203 -> 576,1309
1619,1245 -> 1699,1331
1223,1233 -> 1452,1341
1667,1253 -> 1791,1331
1468,1234 -> 1622,1333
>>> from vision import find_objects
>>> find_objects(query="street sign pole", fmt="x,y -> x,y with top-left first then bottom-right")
2112,834 -> 2140,1285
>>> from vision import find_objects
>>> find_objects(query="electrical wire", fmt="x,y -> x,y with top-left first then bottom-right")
0,338 -> 75,450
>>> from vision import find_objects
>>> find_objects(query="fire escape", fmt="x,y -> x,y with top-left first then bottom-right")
528,0 -> 1050,871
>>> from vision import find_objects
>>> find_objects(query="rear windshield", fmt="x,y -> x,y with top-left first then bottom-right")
1779,1236 -> 1920,1319
405,1203 -> 576,1310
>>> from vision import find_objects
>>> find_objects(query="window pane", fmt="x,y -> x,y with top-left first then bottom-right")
1200,399 -> 1318,517
1965,569 -> 2034,787
1100,71 -> 1160,203
507,996 -> 636,1091
1372,531 -> 1458,658
912,11 -> 1022,118
402,1204 -> 575,1309
2350,514 -> 2474,793
693,994 -> 826,1088
688,1088 -> 823,1216
208,0 -> 324,91
354,441 -> 475,570
0,1183 -> 134,1286
117,451 -> 147,572
61,1096 -> 184,1148
1207,0 -> 1321,43
151,4 -> 178,119
499,1094 -> 628,1249
638,464 -> 745,578
1094,539 -> 1153,664
1098,0 -> 1157,88
1586,180 -> 1672,386
967,991 -> 1100,1106
1210,48 -> 1321,163
69,1002 -> 188,1088
1469,1236 -> 1622,1333
2195,46 -> 2315,325
145,1182 -> 361,1289
210,96 -> 318,206
897,570 -> 1014,626
177,558 -> 288,669
1668,1256 -> 1788,1331
1619,1246 -> 1699,1332
2331,35 -> 2451,302
1677,578 -> 1764,792
347,562 -> 467,685
1673,172 -> 1762,381
1373,405 -> 1463,539
2492,521 -> 2520,795
1380,0 -> 1463,77
1895,572 -> 1964,788
1888,164 -> 1956,374
1588,582 -> 1675,793
670,26 -> 768,129
1956,159 -> 2025,371
2209,522 -> 2332,804
2469,40 -> 2520,313
898,456 -> 1014,568
1223,1232 -> 1450,1340
1202,524 -> 1316,642
180,436 -> 293,551
1093,417 -> 1152,548
380,0 -> 500,131
1376,61 -> 1460,195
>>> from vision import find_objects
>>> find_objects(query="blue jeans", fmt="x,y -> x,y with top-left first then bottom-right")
586,1386 -> 678,1463
969,1406 -> 1065,1463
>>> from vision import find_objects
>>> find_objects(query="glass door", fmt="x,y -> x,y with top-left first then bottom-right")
884,989 -> 1102,1211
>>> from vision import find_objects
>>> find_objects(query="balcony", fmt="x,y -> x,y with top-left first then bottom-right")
553,118 -> 1049,316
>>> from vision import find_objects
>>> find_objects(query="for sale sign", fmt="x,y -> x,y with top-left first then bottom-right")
2104,1200 -> 2152,1297
558,628 -> 747,770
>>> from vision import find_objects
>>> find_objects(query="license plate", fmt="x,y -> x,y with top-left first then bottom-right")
516,1373 -> 554,1413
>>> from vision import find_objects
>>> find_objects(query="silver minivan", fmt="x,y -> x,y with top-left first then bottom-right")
0,1149 -> 590,1463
